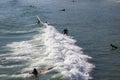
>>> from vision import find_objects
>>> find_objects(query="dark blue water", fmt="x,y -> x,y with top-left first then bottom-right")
0,0 -> 120,80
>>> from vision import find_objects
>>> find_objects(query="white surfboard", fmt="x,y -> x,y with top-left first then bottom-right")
36,16 -> 44,24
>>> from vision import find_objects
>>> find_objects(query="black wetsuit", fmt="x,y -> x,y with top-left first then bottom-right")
63,29 -> 68,35
110,44 -> 118,50
32,68 -> 38,77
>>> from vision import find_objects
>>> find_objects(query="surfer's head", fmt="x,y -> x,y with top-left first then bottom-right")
32,68 -> 38,77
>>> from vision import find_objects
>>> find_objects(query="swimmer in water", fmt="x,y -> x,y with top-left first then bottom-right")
60,9 -> 65,11
110,44 -> 118,50
29,68 -> 38,77
29,66 -> 56,77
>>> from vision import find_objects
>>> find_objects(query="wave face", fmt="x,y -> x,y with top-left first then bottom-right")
1,23 -> 94,80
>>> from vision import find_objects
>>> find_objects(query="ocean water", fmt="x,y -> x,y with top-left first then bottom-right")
0,0 -> 120,80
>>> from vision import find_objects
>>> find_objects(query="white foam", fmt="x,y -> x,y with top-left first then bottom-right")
40,23 -> 95,80
0,64 -> 24,68
0,73 -> 31,78
4,23 -> 94,80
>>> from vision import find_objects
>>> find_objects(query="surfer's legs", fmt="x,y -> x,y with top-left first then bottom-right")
48,66 -> 55,70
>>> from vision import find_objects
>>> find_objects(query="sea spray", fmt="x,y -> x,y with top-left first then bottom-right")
41,23 -> 95,80
2,23 -> 94,80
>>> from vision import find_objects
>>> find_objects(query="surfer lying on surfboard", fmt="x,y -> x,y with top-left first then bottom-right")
29,66 -> 56,77
110,44 -> 118,50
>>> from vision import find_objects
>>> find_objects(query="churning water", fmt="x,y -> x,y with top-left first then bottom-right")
0,0 -> 120,80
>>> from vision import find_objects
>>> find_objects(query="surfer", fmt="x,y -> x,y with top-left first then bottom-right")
60,9 -> 65,11
29,68 -> 38,77
36,16 -> 43,24
62,28 -> 68,35
29,5 -> 35,8
110,44 -> 118,50
36,18 -> 40,24
72,0 -> 75,2
29,66 -> 55,77
36,16 -> 46,25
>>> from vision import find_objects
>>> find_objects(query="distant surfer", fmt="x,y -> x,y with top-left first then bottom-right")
110,44 -> 118,50
60,9 -> 65,11
29,66 -> 55,77
62,28 -> 68,35
36,17 -> 40,24
72,0 -> 75,2
29,5 -> 35,8
36,16 -> 44,24
36,16 -> 47,26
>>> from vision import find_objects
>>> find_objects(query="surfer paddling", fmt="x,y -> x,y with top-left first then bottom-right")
60,8 -> 65,11
110,44 -> 118,50
29,66 -> 56,77
29,68 -> 38,77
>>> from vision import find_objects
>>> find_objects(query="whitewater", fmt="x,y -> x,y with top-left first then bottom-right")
0,23 -> 94,80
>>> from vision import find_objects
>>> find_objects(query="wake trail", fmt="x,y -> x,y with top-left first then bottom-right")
1,23 -> 94,80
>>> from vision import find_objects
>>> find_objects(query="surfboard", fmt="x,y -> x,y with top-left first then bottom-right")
36,16 -> 44,25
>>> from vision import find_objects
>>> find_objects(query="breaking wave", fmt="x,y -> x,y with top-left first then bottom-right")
1,23 -> 94,80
